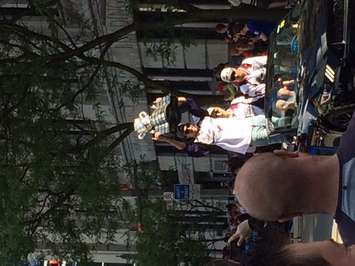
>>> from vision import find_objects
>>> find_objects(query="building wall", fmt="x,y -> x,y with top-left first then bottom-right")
96,0 -> 157,163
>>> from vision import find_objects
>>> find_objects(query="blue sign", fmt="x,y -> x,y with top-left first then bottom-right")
174,184 -> 190,200
308,146 -> 337,155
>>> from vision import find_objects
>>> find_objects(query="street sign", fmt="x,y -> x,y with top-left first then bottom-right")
163,192 -> 174,209
174,184 -> 190,200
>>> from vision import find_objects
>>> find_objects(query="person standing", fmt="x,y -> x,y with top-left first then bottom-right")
153,115 -> 285,155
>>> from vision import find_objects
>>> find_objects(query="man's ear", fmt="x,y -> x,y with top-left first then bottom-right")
273,149 -> 299,158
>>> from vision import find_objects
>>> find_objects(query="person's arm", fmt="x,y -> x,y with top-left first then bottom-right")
248,36 -> 260,44
177,96 -> 208,118
152,131 -> 210,157
209,107 -> 232,118
247,217 -> 266,232
228,219 -> 252,246
228,216 -> 267,246
242,55 -> 267,68
152,132 -> 186,150
300,240 -> 355,266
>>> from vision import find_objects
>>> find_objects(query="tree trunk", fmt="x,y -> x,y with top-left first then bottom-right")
80,55 -> 170,93
74,122 -> 133,152
103,127 -> 135,156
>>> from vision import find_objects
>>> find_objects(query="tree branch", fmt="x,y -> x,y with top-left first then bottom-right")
189,200 -> 224,213
52,43 -> 112,111
102,128 -> 134,158
80,55 -> 170,93
46,23 -> 137,63
1,23 -> 173,93
73,123 -> 133,153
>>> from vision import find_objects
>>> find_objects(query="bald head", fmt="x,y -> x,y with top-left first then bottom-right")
234,152 -> 305,221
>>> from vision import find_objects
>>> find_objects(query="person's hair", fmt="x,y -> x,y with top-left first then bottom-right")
229,155 -> 251,175
209,106 -> 228,118
215,23 -> 227,33
177,122 -> 193,137
177,123 -> 185,135
270,245 -> 331,266
232,22 -> 245,34
226,178 -> 235,190
214,62 -> 229,81
234,37 -> 253,49
226,203 -> 240,216
226,203 -> 235,210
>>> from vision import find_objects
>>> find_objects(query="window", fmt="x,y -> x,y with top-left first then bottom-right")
265,6 -> 301,130
213,159 -> 228,172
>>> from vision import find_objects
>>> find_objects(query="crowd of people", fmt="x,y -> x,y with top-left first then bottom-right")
147,5 -> 355,266
214,201 -> 293,266
152,17 -> 290,157
148,12 -> 289,266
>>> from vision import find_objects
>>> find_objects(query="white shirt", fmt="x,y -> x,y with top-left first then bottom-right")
239,83 -> 265,98
230,96 -> 264,119
241,56 -> 267,84
195,117 -> 252,154
242,56 -> 268,69
231,56 -> 267,98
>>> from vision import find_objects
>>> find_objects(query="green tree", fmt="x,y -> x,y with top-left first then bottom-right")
134,200 -> 210,266
0,60 -> 134,263
0,2 -> 134,264
120,162 -> 227,265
